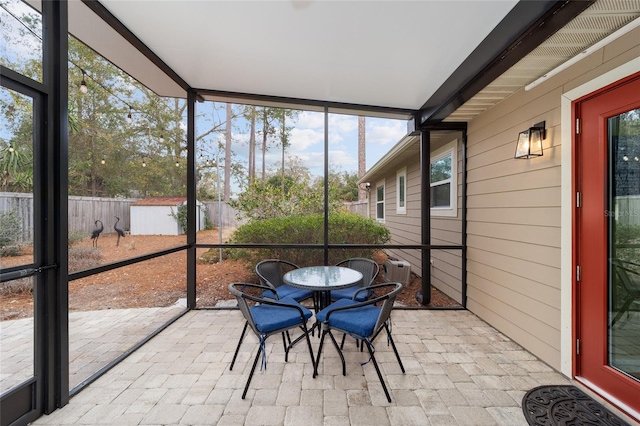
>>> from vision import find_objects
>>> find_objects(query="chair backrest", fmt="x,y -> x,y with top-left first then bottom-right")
335,258 -> 379,288
372,282 -> 403,335
255,259 -> 299,289
611,259 -> 640,293
228,282 -> 261,335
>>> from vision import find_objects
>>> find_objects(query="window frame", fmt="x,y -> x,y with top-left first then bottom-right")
396,167 -> 407,215
375,179 -> 385,222
430,139 -> 458,217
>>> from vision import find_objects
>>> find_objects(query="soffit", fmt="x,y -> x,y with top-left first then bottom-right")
446,0 -> 640,122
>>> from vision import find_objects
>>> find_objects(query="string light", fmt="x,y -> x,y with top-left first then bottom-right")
101,157 -> 106,165
175,159 -> 180,167
8,143 -> 15,153
142,157 -> 147,168
159,129 -> 164,143
127,106 -> 133,124
79,70 -> 88,94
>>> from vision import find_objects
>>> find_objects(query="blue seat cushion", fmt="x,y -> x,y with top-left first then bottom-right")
262,284 -> 314,302
251,297 -> 313,334
316,299 -> 380,338
331,287 -> 370,302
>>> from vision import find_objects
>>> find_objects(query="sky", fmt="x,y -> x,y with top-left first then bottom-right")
200,105 -> 408,180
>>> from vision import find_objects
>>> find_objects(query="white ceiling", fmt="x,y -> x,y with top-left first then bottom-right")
95,0 -> 518,111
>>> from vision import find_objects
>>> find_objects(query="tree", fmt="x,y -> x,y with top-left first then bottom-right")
224,103 -> 232,201
358,116 -> 366,200
0,88 -> 34,192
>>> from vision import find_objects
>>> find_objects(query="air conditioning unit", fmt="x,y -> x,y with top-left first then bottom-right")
383,258 -> 411,285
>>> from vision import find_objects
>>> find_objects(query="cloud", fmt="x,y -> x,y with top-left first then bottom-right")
328,150 -> 357,168
289,127 -> 323,151
366,118 -> 407,145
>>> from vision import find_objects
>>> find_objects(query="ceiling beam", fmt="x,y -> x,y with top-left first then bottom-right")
416,0 -> 595,128
81,0 -> 191,93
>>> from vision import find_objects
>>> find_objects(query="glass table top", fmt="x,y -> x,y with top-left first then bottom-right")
283,266 -> 363,290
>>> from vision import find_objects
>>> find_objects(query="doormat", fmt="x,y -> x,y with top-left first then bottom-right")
522,385 -> 630,426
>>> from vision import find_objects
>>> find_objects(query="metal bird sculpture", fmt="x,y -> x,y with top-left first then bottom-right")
90,219 -> 104,247
114,216 -> 126,247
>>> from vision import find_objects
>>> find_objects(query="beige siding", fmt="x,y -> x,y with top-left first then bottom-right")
370,135 -> 464,303
465,25 -> 640,369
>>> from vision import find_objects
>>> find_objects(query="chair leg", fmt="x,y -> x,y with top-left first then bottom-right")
230,321 -> 248,371
384,323 -> 405,373
327,330 -> 346,376
611,296 -> 634,327
242,345 -> 262,399
364,339 -> 392,403
314,330 -> 328,378
302,323 -> 316,375
282,332 -> 289,361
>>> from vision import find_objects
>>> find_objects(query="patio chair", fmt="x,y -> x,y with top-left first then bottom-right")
314,282 -> 404,402
228,282 -> 316,399
610,259 -> 640,327
332,257 -> 379,302
255,259 -> 316,309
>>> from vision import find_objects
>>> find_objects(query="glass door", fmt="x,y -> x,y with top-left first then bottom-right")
0,80 -> 42,426
576,73 -> 640,418
608,108 -> 640,382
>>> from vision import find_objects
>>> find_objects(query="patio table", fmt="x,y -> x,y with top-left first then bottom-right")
283,266 -> 363,310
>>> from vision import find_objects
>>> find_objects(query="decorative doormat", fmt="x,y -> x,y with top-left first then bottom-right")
522,385 -> 630,426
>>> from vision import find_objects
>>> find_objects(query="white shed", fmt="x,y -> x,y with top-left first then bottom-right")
130,197 -> 206,235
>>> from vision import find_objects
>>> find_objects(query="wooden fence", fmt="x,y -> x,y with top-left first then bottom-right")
0,192 -> 243,242
344,200 -> 369,217
2,191 -> 371,243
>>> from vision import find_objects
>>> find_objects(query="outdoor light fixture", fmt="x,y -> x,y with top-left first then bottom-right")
515,121 -> 545,159
127,107 -> 132,124
79,70 -> 88,94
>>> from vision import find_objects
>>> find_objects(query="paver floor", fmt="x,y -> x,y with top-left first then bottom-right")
9,308 -> 634,425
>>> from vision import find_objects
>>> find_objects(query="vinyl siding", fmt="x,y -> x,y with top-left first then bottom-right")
465,24 -> 640,369
370,135 -> 464,303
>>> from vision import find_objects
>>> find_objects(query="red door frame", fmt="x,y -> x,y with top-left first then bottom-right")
573,71 -> 640,419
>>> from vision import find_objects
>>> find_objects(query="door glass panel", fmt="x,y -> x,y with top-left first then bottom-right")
609,107 -> 640,382
0,0 -> 43,83
0,86 -> 35,394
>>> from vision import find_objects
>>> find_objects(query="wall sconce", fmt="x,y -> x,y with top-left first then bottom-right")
364,182 -> 371,191
515,121 -> 545,159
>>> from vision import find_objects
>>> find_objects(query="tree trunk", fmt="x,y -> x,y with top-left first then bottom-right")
249,107 -> 256,181
224,103 -> 232,201
358,116 -> 366,201
262,108 -> 268,180
281,113 -> 286,193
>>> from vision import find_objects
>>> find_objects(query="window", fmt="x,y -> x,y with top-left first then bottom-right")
430,139 -> 457,217
376,180 -> 385,222
397,168 -> 406,214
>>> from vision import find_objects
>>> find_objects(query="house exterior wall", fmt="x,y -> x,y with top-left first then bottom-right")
368,135 -> 464,303
465,25 -> 640,370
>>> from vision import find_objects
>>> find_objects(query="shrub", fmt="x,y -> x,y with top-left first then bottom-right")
68,229 -> 87,247
169,204 -> 210,233
68,247 -> 103,273
0,277 -> 32,295
228,212 -> 390,267
0,209 -> 24,256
